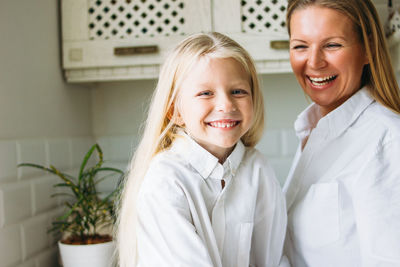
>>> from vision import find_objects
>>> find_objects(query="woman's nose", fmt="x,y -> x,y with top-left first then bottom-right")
308,47 -> 327,69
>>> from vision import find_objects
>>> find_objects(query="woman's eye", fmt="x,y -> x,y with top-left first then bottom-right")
326,43 -> 342,49
291,45 -> 307,50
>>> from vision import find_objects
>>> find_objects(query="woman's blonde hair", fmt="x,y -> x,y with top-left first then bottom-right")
115,32 -> 263,267
286,0 -> 400,113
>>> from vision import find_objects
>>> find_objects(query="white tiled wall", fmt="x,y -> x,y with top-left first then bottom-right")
258,128 -> 298,185
0,137 -> 94,267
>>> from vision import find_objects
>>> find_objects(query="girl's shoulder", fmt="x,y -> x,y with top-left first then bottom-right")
146,149 -> 188,180
138,151 -> 189,202
242,146 -> 281,187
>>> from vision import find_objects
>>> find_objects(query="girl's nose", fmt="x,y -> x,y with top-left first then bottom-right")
216,93 -> 236,112
308,47 -> 327,69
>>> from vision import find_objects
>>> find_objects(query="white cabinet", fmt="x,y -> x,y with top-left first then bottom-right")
213,0 -> 290,74
62,0 -> 290,82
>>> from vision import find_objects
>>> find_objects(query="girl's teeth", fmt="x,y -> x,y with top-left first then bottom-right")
210,122 -> 237,128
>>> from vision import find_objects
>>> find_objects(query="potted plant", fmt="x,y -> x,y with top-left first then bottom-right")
18,143 -> 124,267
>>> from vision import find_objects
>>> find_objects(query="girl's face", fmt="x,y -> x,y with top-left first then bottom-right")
289,6 -> 368,116
176,57 -> 254,162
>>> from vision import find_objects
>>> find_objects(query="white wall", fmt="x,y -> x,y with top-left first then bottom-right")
0,1 -> 93,267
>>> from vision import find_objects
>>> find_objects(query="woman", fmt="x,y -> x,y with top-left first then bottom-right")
283,0 -> 400,266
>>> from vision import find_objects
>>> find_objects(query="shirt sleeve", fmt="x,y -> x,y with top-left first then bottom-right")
251,165 -> 290,267
353,138 -> 400,265
136,173 -> 214,267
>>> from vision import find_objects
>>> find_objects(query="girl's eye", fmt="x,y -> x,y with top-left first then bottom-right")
197,91 -> 213,97
232,89 -> 248,95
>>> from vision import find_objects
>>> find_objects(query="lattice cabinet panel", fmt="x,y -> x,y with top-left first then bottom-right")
87,0 -> 189,40
63,0 -> 211,41
62,0 -> 291,82
241,0 -> 287,34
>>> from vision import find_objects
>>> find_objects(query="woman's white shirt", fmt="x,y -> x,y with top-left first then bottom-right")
137,133 -> 288,267
283,87 -> 400,267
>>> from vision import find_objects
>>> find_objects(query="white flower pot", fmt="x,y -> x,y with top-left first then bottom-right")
58,240 -> 115,267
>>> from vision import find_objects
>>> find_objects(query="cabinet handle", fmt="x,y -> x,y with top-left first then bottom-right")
114,45 -> 159,56
270,40 -> 289,50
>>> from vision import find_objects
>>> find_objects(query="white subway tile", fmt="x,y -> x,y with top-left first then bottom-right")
47,139 -> 72,171
34,247 -> 59,267
32,176 -> 58,215
0,183 -> 31,226
70,137 -> 94,168
0,140 -> 17,182
17,140 -> 47,179
282,129 -> 299,156
21,214 -> 50,260
0,190 -> 3,227
108,135 -> 135,162
96,135 -> 134,163
256,129 -> 281,156
0,224 -> 22,267
17,260 -> 35,267
46,208 -> 64,246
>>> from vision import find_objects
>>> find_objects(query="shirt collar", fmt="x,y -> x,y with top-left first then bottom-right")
171,131 -> 245,180
294,86 -> 375,142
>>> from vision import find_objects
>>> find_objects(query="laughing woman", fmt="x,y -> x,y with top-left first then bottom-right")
283,0 -> 400,266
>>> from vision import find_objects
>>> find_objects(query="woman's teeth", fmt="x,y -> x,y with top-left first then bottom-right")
209,121 -> 238,128
309,75 -> 337,86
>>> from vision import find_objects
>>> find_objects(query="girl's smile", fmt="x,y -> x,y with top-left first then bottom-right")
207,119 -> 240,129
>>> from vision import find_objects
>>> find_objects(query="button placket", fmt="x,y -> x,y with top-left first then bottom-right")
210,166 -> 234,257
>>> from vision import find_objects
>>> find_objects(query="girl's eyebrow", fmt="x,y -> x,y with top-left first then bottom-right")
195,80 -> 250,88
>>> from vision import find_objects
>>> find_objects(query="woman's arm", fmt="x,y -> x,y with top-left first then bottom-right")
353,139 -> 400,265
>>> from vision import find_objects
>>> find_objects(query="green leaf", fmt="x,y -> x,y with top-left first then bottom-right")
78,144 -> 97,179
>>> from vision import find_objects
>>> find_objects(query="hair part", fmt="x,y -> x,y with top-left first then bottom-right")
286,0 -> 400,113
115,32 -> 264,267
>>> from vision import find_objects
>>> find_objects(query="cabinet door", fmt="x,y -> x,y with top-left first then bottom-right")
212,0 -> 290,72
213,0 -> 287,36
62,0 -> 212,69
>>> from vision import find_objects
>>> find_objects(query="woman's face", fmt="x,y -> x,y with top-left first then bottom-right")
289,6 -> 369,116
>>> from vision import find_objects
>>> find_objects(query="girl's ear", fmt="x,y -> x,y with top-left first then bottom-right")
175,114 -> 185,126
167,106 -> 185,126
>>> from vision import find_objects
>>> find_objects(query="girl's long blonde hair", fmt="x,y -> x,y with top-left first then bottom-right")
115,32 -> 264,267
287,0 -> 400,113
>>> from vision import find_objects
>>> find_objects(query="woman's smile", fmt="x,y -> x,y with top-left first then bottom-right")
289,6 -> 368,116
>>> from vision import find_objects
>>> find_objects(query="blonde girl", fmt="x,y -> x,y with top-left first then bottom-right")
116,32 -> 288,267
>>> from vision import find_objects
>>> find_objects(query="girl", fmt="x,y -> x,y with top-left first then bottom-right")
116,32 -> 288,267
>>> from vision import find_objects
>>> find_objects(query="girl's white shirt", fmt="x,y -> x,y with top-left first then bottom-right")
136,132 -> 289,267
283,87 -> 400,267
